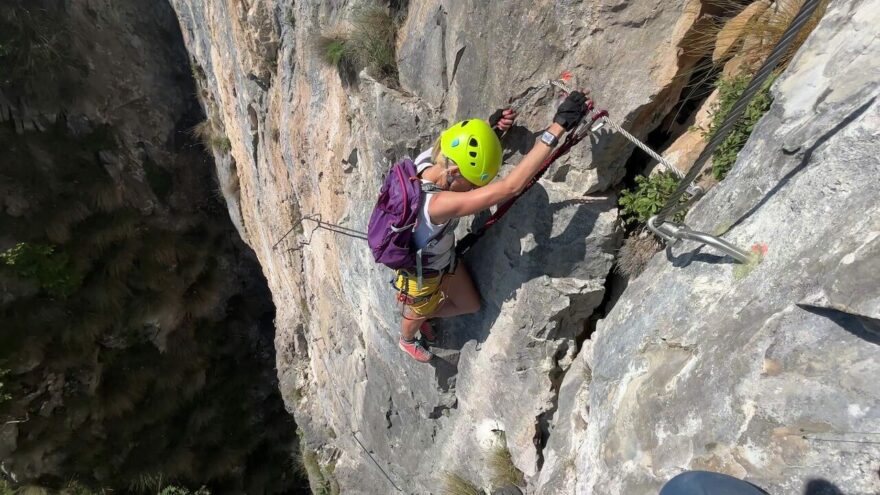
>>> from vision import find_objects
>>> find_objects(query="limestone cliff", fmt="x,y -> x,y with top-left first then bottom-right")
169,0 -> 879,493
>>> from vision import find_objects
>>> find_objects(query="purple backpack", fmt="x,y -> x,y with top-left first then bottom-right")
367,159 -> 424,269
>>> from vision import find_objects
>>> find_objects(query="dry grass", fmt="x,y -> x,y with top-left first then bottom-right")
616,232 -> 663,278
718,0 -> 827,71
682,0 -> 829,69
487,445 -> 524,488
220,170 -> 240,199
441,472 -> 482,495
675,0 -> 830,112
297,447 -> 334,495
315,4 -> 399,82
191,120 -> 231,154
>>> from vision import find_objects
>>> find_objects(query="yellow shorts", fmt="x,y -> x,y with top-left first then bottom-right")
393,269 -> 446,317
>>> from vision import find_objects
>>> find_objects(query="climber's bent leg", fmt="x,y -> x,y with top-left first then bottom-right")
430,262 -> 481,318
400,306 -> 426,341
398,308 -> 433,362
393,270 -> 444,362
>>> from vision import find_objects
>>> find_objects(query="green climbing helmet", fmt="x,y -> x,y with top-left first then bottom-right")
440,118 -> 502,187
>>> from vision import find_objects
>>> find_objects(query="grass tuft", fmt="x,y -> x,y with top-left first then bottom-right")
441,472 -> 482,495
487,444 -> 524,488
616,233 -> 663,278
0,4 -> 84,103
315,5 -> 399,83
316,35 -> 348,66
191,120 -> 232,155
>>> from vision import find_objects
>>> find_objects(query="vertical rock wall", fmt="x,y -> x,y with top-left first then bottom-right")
170,0 -> 879,492
544,1 -> 880,494
167,0 -> 757,493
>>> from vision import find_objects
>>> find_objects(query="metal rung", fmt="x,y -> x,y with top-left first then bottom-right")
647,215 -> 751,264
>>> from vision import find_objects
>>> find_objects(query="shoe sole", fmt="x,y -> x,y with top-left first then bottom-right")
399,342 -> 433,362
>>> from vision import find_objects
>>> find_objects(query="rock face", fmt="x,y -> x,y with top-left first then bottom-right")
540,1 -> 880,494
168,0 -> 879,493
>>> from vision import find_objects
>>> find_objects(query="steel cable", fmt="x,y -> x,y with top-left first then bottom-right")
655,0 -> 824,222
600,117 -> 685,179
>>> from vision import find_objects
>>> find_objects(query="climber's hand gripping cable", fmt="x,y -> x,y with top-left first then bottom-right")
488,108 -> 518,133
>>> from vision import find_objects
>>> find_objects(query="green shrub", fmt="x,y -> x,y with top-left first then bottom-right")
618,172 -> 686,226
705,75 -> 776,180
349,6 -> 399,81
0,242 -> 81,297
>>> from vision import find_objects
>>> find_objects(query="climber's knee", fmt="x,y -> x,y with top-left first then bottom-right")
460,296 -> 481,316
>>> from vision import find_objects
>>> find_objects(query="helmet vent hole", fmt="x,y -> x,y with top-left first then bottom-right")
470,162 -> 476,167
469,138 -> 478,147
469,151 -> 477,158
461,120 -> 470,127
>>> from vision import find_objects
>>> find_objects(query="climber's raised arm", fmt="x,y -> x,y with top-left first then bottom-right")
427,91 -> 588,224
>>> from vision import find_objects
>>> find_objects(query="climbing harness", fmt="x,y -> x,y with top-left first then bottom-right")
646,0 -> 825,263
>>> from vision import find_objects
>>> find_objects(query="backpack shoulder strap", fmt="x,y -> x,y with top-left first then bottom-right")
421,182 -> 442,194
414,148 -> 433,173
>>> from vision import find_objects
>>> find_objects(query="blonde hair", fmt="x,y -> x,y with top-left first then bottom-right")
430,137 -> 447,168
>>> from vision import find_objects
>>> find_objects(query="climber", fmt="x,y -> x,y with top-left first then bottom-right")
393,91 -> 590,362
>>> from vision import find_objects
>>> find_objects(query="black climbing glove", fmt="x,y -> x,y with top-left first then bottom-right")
488,108 -> 506,128
488,108 -> 517,136
553,91 -> 588,131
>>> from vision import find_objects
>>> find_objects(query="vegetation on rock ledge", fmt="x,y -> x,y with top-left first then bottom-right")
704,74 -> 776,180
316,4 -> 400,83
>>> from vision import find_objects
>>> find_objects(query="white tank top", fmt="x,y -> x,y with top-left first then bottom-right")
412,149 -> 457,271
